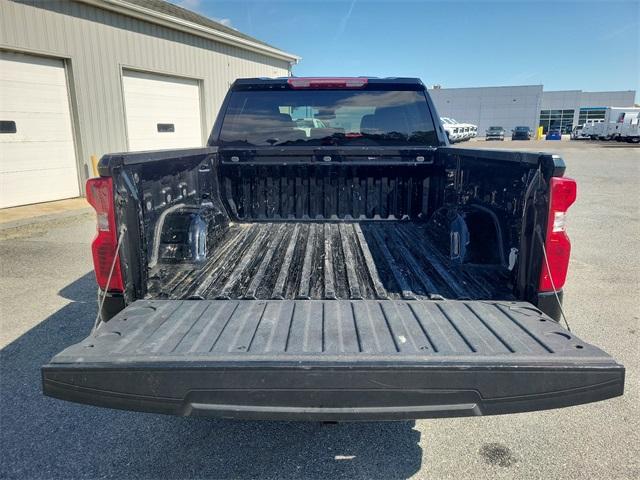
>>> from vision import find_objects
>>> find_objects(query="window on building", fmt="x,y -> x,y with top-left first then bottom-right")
539,109 -> 575,134
578,108 -> 606,127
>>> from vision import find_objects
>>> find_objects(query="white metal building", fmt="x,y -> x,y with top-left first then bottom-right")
0,0 -> 298,208
429,85 -> 544,134
430,85 -> 636,136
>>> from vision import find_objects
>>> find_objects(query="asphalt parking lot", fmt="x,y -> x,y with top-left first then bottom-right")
1,141 -> 638,479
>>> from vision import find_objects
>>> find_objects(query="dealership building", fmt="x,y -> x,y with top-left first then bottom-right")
0,0 -> 298,208
429,85 -> 636,135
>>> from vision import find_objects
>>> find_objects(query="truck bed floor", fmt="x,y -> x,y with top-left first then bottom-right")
155,222 -> 514,301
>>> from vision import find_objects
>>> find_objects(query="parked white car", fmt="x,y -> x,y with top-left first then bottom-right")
452,119 -> 470,141
440,117 -> 462,143
460,123 -> 471,140
462,122 -> 478,140
440,117 -> 477,142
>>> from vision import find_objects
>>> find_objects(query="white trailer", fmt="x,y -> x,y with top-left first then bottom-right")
619,114 -> 640,143
582,119 -> 603,138
594,107 -> 640,140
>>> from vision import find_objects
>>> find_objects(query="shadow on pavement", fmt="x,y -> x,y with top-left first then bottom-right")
1,273 -> 423,479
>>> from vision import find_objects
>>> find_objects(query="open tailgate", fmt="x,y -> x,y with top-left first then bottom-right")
42,299 -> 624,420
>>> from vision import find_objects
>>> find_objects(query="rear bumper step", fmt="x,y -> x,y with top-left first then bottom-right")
42,299 -> 625,420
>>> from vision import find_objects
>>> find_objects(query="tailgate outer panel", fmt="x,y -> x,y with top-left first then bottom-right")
42,300 -> 624,420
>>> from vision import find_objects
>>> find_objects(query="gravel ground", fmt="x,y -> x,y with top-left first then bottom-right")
1,141 -> 638,479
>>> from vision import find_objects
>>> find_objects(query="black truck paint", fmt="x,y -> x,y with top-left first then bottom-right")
42,78 -> 624,420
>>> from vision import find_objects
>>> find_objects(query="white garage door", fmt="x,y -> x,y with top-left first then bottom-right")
122,70 -> 203,151
0,51 -> 79,209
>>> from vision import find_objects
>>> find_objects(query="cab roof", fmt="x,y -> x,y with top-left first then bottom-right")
231,77 -> 426,91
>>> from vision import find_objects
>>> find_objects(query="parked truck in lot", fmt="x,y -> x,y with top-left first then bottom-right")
440,117 -> 462,143
593,107 -> 640,140
42,77 -> 624,421
620,114 -> 640,143
581,119 -> 603,139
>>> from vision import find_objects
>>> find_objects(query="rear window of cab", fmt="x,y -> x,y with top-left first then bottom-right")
218,89 -> 438,147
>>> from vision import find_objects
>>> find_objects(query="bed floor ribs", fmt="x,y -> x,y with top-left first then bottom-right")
155,222 -> 513,302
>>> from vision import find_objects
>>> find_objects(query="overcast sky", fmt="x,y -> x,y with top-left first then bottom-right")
171,0 -> 639,99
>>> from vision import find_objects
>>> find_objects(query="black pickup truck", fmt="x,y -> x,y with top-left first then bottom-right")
42,77 -> 624,421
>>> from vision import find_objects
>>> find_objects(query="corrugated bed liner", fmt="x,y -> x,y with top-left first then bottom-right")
53,299 -> 611,362
155,222 -> 513,301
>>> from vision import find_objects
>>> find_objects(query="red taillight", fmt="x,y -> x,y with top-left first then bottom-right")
86,177 -> 124,292
287,77 -> 368,89
539,177 -> 577,292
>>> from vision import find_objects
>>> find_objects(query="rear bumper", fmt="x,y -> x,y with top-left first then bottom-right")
42,362 -> 624,421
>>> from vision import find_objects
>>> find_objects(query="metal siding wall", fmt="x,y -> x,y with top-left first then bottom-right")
0,0 -> 290,190
541,91 -> 581,110
429,86 -> 543,134
579,91 -> 636,108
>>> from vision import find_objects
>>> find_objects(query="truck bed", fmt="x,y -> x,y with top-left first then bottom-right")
156,222 -> 513,302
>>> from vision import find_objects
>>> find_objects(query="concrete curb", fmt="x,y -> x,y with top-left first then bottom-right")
0,207 -> 93,232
